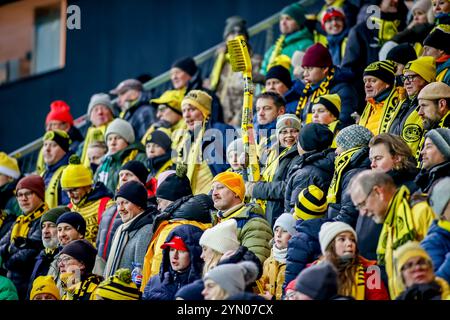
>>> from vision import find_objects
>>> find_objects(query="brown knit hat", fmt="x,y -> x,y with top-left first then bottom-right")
16,175 -> 45,201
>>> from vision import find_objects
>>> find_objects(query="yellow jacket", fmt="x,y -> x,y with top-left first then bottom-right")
259,250 -> 286,300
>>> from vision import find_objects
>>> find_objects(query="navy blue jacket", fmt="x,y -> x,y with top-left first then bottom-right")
142,224 -> 203,300
421,220 -> 450,283
122,91 -> 157,141
42,151 -> 73,206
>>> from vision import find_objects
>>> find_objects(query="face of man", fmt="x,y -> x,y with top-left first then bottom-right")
401,256 -> 434,288
146,142 -> 166,159
157,198 -> 173,212
57,223 -> 83,247
64,186 -> 91,205
363,76 -> 391,100
278,128 -> 299,148
265,79 -> 289,96
279,14 -> 300,35
403,72 -> 427,98
117,89 -> 140,109
0,173 -> 12,188
170,68 -> 191,89
369,143 -> 398,172
303,67 -> 328,85
422,46 -> 444,59
118,170 -> 141,188
90,104 -> 114,127
312,103 -> 337,125
116,196 -> 143,223
16,188 -> 43,214
57,254 -> 84,275
418,99 -> 442,130
351,186 -> 389,224
156,105 -> 182,125
324,17 -> 345,35
256,97 -> 284,125
421,137 -> 447,170
87,146 -> 106,165
46,121 -> 70,132
182,103 -> 204,131
211,182 -> 241,211
106,133 -> 128,155
42,221 -> 59,249
169,248 -> 191,272
42,140 -> 66,166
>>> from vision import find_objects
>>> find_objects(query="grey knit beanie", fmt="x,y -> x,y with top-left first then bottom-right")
276,114 -> 301,137
425,128 -> 450,161
87,93 -> 114,117
204,261 -> 259,297
226,138 -> 244,159
105,118 -> 135,144
336,125 -> 373,151
273,213 -> 296,236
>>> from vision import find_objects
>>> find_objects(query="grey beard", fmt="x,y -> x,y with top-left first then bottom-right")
42,238 -> 59,250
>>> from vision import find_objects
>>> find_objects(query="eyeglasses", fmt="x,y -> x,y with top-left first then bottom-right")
355,187 -> 375,210
401,258 -> 431,272
16,191 -> 34,199
62,187 -> 81,194
401,74 -> 419,83
57,255 -> 74,265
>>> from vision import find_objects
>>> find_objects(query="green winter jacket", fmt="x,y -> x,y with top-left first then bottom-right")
261,28 -> 314,75
0,275 -> 18,300
94,142 -> 147,193
215,203 -> 273,264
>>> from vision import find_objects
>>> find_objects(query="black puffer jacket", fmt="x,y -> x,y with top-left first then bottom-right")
328,147 -> 371,228
284,149 -> 335,212
415,161 -> 450,194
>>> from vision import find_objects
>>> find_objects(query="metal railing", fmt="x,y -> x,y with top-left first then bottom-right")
9,11 -> 281,174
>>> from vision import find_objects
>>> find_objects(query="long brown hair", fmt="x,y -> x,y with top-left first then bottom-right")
369,133 -> 417,171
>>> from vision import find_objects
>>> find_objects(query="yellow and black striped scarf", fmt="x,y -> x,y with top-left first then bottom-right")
327,147 -> 360,204
377,186 -> 417,266
10,203 -> 48,243
266,34 -> 286,72
351,263 -> 366,300
295,68 -> 335,123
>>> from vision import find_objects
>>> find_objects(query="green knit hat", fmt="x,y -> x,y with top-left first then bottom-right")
40,205 -> 70,226
281,3 -> 306,27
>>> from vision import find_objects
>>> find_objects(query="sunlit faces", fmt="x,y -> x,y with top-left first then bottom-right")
182,103 -> 204,131
363,76 -> 390,99
369,143 -> 399,172
278,128 -> 299,148
42,140 -> 66,166
303,67 -> 328,85
57,223 -> 83,247
169,248 -> 191,272
279,14 -> 300,35
211,182 -> 241,211
312,103 -> 337,125
116,196 -> 143,223
420,137 -> 447,170
256,97 -> 284,125
170,68 -> 192,89
89,104 -> 114,127
106,133 -> 128,155
333,232 -> 356,258
324,16 -> 344,35
401,256 -> 434,288
16,189 -> 42,214
274,226 -> 291,250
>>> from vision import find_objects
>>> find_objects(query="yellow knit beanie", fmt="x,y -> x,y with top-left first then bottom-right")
30,275 -> 60,300
394,241 -> 433,281
181,90 -> 212,119
0,152 -> 20,179
61,155 -> 93,189
212,172 -> 245,201
403,56 -> 436,83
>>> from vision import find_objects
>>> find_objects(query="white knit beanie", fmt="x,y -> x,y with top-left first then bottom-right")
319,222 -> 357,255
105,118 -> 135,144
199,219 -> 240,254
273,213 -> 296,236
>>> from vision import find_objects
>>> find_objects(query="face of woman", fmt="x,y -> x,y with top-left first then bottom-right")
202,279 -> 226,300
401,256 -> 435,288
274,226 -> 291,250
200,246 -> 216,263
333,231 -> 356,258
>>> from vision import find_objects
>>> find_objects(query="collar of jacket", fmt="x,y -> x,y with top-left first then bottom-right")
147,152 -> 172,172
285,27 -> 312,44
111,142 -> 145,161
121,206 -> 155,233
219,202 -> 245,219
45,151 -> 72,172
369,87 -> 392,104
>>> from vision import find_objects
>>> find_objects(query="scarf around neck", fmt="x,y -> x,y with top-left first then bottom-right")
272,246 -> 287,264
10,202 -> 48,244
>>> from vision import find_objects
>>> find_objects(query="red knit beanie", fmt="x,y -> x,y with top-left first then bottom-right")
16,174 -> 45,201
302,43 -> 333,68
45,100 -> 74,126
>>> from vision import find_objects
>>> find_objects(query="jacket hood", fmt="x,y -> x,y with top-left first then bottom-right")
296,148 -> 335,172
159,224 -> 204,283
415,161 -> 450,192
171,194 -> 213,223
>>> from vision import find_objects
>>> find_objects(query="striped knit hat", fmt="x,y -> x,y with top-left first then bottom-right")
363,60 -> 396,86
94,268 -> 141,300
294,185 -> 327,220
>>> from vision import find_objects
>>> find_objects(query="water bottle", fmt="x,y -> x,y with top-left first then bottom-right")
131,262 -> 143,288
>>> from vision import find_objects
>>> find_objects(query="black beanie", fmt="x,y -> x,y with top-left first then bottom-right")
423,26 -> 450,54
295,261 -> 338,300
115,180 -> 148,210
43,130 -> 71,153
156,165 -> 192,201
172,57 -> 198,77
60,239 -> 97,273
56,211 -> 87,236
265,65 -> 293,89
363,60 -> 396,86
119,161 -> 149,185
145,130 -> 172,152
386,43 -> 417,66
298,123 -> 334,152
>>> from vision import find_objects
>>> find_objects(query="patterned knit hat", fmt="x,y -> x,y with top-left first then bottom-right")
294,185 -> 328,221
403,56 -> 436,83
363,60 -> 396,86
43,130 -> 71,153
61,155 -> 93,189
94,268 -> 140,300
336,125 -> 373,151
46,100 -> 74,126
0,152 -> 20,179
276,114 -> 301,137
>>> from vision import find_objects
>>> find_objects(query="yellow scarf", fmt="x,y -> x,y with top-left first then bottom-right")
295,68 -> 335,123
10,203 -> 48,243
209,51 -> 227,91
377,186 -> 417,266
43,165 -> 67,209
261,145 -> 290,183
370,16 -> 400,44
351,263 -> 366,300
266,35 -> 286,72
80,125 -> 108,167
327,147 -> 360,204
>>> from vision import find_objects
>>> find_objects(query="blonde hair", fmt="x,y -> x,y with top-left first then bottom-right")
202,247 -> 224,276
